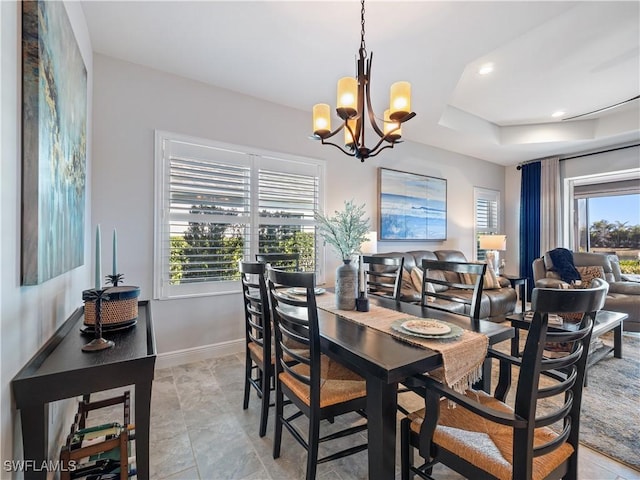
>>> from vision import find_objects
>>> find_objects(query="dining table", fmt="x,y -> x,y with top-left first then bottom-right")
314,294 -> 514,480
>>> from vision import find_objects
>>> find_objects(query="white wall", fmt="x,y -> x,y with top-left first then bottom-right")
1,1 -> 93,472
92,54 -> 505,361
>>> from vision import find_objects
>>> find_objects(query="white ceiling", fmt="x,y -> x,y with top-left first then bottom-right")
81,1 -> 640,166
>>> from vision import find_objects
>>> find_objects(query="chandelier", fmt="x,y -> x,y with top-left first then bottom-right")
312,0 -> 416,161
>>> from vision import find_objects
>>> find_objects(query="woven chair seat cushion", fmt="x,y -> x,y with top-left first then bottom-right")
248,341 -> 309,366
408,389 -> 574,480
280,355 -> 367,408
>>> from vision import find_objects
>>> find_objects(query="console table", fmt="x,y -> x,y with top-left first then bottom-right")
11,301 -> 156,480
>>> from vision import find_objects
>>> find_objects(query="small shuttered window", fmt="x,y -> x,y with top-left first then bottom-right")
154,131 -> 323,299
474,187 -> 501,260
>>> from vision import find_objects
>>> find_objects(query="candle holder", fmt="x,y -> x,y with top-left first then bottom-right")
82,288 -> 115,352
106,273 -> 124,287
356,292 -> 369,312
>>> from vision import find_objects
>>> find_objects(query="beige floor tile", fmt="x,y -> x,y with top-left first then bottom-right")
147,357 -> 639,480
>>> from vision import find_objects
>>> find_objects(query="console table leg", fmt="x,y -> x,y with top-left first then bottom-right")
135,380 -> 153,480
21,404 -> 48,480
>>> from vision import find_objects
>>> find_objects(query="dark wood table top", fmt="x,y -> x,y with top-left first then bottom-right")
317,295 -> 514,383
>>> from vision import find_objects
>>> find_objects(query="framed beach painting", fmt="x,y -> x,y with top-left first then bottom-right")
21,1 -> 87,284
378,168 -> 447,241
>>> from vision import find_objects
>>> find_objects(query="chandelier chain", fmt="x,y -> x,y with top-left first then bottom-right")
360,0 -> 366,55
311,0 -> 415,160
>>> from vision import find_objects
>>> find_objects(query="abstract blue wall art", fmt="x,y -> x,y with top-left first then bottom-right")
378,168 -> 447,241
22,0 -> 87,284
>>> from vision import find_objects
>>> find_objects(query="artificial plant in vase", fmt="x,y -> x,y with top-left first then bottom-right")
315,200 -> 370,310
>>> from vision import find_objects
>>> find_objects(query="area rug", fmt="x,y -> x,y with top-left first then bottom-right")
572,332 -> 639,470
494,331 -> 639,471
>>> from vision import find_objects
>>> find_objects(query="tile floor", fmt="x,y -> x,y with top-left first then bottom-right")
139,353 -> 640,480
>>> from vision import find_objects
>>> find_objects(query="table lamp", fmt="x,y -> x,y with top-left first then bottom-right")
478,234 -> 506,273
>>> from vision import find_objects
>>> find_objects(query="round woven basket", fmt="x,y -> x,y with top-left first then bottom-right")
83,286 -> 140,326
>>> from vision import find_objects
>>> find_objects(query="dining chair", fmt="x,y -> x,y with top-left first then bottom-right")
239,261 -> 273,437
400,278 -> 608,480
362,255 -> 405,300
256,252 -> 300,272
267,267 -> 368,480
419,259 -> 486,323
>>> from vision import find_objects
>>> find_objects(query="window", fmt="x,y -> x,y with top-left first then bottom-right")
154,131 -> 324,299
571,176 -> 640,255
474,187 -> 501,260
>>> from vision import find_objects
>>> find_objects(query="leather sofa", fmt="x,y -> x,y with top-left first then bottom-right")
533,251 -> 640,332
373,250 -> 517,321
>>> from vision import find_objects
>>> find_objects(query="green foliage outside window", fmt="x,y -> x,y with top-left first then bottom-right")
170,206 -> 315,284
588,219 -> 640,274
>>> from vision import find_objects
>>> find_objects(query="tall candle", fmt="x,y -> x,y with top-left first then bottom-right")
359,255 -> 365,294
95,224 -> 102,290
112,228 -> 118,275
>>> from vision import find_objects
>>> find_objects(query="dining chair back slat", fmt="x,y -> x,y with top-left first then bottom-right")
239,261 -> 273,438
256,253 -> 300,272
267,267 -> 368,480
400,278 -> 608,480
420,259 -> 486,322
362,255 -> 404,301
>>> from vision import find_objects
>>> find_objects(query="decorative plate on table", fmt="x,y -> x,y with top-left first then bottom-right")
288,287 -> 326,296
391,319 -> 463,340
401,319 -> 451,335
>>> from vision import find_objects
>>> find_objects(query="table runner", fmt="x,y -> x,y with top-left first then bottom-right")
315,293 -> 488,393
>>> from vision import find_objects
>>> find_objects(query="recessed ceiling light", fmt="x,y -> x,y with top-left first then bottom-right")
478,63 -> 494,75
552,111 -> 565,118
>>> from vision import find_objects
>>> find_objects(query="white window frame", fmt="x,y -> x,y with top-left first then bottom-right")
473,187 -> 501,260
154,130 -> 325,300
563,168 -> 640,250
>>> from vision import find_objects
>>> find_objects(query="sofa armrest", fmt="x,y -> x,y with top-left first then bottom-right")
497,276 -> 511,288
620,274 -> 640,283
535,278 -> 568,289
609,281 -> 640,295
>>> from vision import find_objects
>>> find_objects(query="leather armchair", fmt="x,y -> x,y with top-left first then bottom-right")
533,251 -> 640,332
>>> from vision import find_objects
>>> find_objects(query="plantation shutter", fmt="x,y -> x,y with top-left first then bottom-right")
474,188 -> 501,260
257,157 -> 320,272
154,132 -> 325,299
158,138 -> 251,298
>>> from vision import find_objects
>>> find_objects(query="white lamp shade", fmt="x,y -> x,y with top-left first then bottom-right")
478,234 -> 506,251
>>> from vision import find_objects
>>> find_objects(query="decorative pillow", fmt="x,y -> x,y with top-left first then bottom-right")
410,267 -> 435,294
401,269 -> 414,291
411,267 -> 436,303
410,267 -> 422,291
461,261 -> 501,289
576,265 -> 606,288
553,266 -> 605,323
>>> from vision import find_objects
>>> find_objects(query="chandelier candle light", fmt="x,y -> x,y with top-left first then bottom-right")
312,0 -> 416,161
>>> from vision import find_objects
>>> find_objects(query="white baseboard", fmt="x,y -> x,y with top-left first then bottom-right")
155,339 -> 244,370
